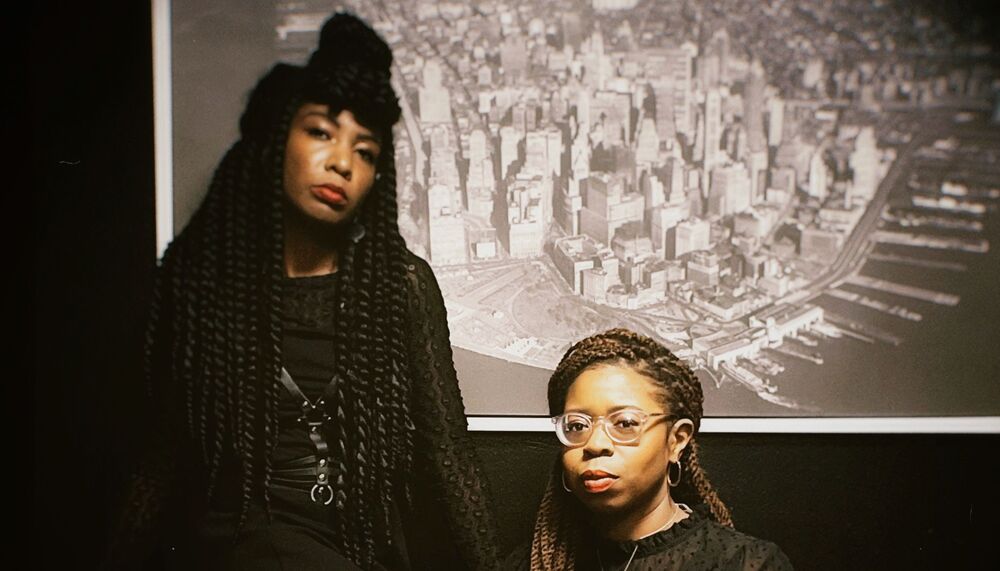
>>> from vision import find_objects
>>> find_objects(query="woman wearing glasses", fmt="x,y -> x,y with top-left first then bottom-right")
507,328 -> 791,570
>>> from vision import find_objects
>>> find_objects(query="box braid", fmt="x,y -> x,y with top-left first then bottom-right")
139,12 -> 413,569
529,328 -> 733,570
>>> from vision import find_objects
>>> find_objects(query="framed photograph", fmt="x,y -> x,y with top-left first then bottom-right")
154,0 -> 1000,433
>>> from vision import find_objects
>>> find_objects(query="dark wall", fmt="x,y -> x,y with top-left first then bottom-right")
32,1 -> 155,567
31,2 -> 998,569
473,432 -> 999,570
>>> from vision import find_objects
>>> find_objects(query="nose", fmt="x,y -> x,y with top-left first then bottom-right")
325,140 -> 352,181
582,419 -> 614,457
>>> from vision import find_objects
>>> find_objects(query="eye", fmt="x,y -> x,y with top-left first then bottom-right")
612,413 -> 643,430
356,148 -> 378,164
563,416 -> 590,432
307,127 -> 331,140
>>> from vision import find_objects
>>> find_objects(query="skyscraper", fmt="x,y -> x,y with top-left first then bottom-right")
703,89 -> 722,185
745,58 -> 767,154
808,150 -> 828,201
645,48 -> 693,138
426,183 -> 468,265
500,125 -> 522,179
768,97 -> 784,148
419,60 -> 452,124
849,126 -> 878,200
671,218 -> 711,259
579,173 -> 644,245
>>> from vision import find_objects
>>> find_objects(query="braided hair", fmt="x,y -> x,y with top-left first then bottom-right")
142,12 -> 411,568
529,328 -> 732,571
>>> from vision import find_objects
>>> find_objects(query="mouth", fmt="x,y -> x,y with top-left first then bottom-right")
311,184 -> 348,207
580,469 -> 619,494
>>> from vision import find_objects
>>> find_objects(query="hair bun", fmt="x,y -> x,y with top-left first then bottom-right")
307,12 -> 393,74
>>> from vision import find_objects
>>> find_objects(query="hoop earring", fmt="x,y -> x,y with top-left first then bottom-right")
667,459 -> 682,488
561,470 -> 572,493
348,221 -> 366,243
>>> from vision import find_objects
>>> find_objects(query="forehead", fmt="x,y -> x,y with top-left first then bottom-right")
563,364 -> 662,414
294,104 -> 378,137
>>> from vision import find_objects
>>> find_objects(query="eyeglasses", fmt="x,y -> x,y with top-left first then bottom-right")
551,409 -> 673,447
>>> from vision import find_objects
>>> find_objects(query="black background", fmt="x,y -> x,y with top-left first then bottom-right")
31,1 -> 999,569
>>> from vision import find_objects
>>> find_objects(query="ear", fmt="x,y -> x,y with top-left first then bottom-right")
666,418 -> 694,463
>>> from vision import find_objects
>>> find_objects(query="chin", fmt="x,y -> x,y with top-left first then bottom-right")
575,490 -> 630,514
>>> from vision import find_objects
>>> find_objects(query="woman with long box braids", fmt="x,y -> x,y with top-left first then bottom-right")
106,12 -> 500,571
507,328 -> 791,570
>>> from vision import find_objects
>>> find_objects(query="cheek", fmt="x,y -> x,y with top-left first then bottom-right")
560,450 -> 574,471
283,140 -> 315,189
625,443 -> 667,482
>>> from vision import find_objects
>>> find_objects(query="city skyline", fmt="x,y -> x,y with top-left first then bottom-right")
168,0 -> 1000,418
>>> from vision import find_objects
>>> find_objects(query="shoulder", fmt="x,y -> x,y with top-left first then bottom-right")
698,519 -> 793,570
401,250 -> 443,297
401,249 -> 434,281
402,249 -> 435,278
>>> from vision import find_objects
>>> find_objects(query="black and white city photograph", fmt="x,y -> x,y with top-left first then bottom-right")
169,0 -> 1000,419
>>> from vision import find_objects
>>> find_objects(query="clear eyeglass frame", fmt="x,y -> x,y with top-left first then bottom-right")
550,409 -> 673,447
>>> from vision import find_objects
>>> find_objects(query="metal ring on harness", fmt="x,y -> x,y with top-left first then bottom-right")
310,483 -> 334,505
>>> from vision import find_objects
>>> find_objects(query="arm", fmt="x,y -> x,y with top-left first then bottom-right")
102,267 -> 184,570
738,540 -> 795,571
402,255 -> 502,571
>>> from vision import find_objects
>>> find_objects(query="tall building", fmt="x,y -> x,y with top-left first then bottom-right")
426,183 -> 468,265
650,79 -> 677,142
500,125 -> 522,179
709,165 -> 751,216
524,128 -> 563,178
686,250 -> 720,287
808,150 -> 828,201
502,176 -> 548,258
767,97 -> 784,147
745,58 -> 767,154
428,125 -> 461,190
547,128 -> 563,177
419,60 -> 452,124
670,218 -> 711,259
591,90 -> 632,147
579,173 -> 645,245
552,235 -> 595,293
775,138 -> 814,187
849,126 -> 878,200
664,158 -> 686,204
748,149 -> 769,204
645,48 -> 693,138
651,202 -> 688,254
703,89 -> 722,182
635,117 -> 660,166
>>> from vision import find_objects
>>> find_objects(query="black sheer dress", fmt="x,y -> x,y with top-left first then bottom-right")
121,254 -> 500,570
505,504 -> 792,571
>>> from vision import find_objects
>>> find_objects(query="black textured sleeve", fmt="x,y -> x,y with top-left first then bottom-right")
102,265 -> 183,571
402,254 -> 502,571
740,540 -> 794,571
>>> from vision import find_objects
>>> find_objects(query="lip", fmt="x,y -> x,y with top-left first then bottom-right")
580,469 -> 619,494
311,184 -> 348,207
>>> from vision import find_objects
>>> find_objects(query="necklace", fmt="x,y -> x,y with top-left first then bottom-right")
596,502 -> 689,570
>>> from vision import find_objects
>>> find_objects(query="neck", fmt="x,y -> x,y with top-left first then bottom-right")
599,484 -> 680,542
283,209 -> 343,277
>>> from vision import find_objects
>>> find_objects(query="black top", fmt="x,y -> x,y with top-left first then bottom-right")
114,253 -> 501,570
505,505 -> 793,571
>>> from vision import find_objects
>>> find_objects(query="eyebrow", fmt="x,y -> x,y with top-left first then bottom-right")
302,110 -> 382,146
562,405 -> 649,415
